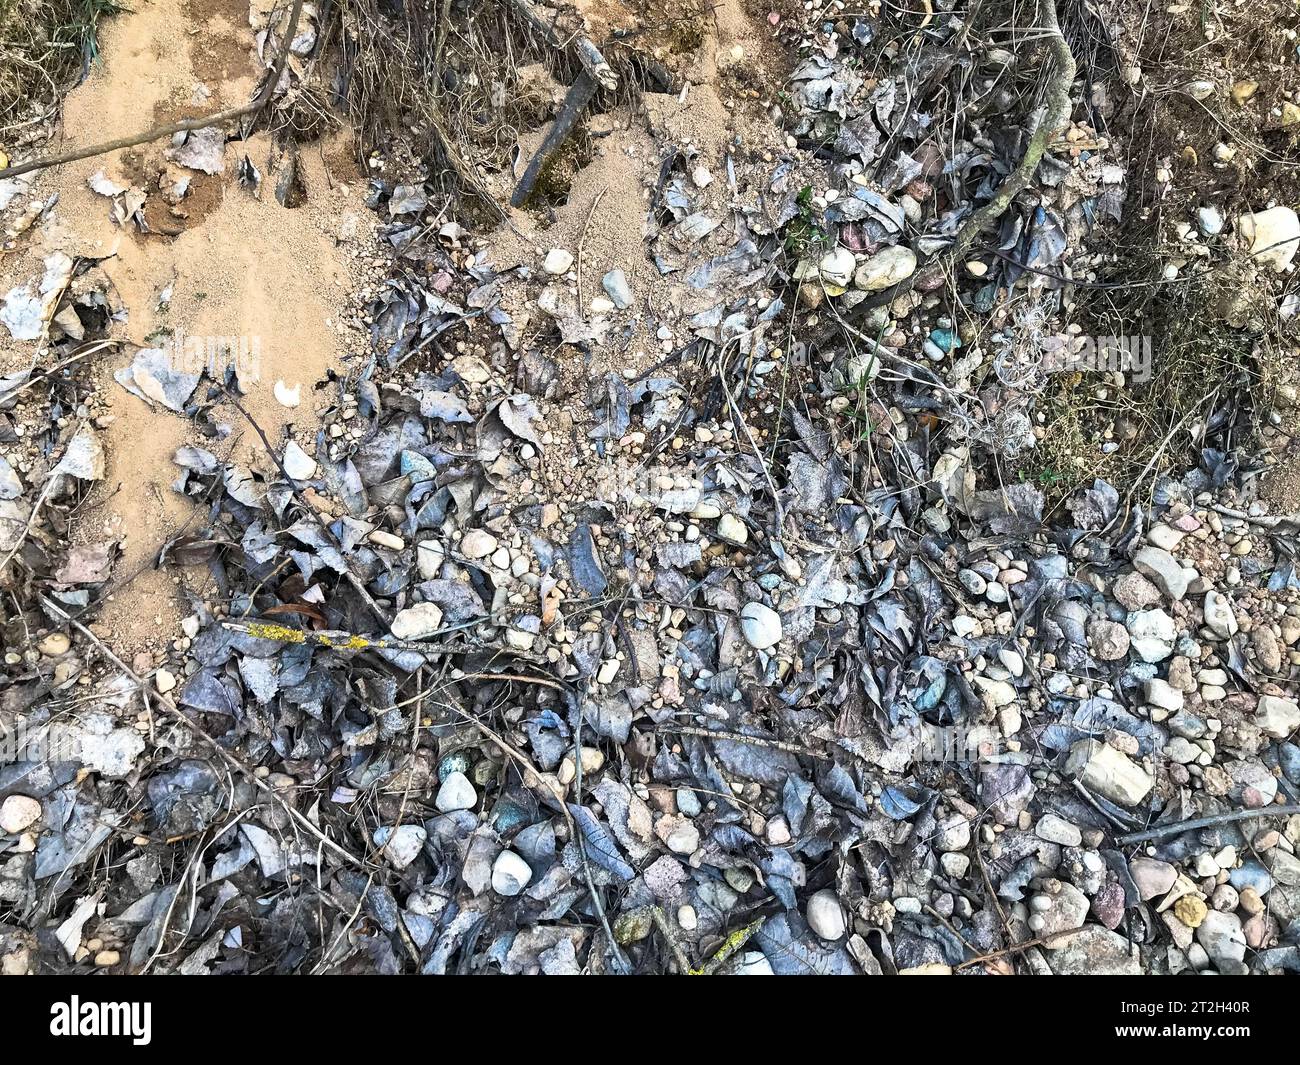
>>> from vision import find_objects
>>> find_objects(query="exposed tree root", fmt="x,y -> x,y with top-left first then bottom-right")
859,0 -> 1076,311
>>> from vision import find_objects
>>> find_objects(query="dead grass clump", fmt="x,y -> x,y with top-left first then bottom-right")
0,0 -> 121,138
1022,231 -> 1265,508
1017,0 -> 1298,506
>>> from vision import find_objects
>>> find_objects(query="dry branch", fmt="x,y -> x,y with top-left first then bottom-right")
510,70 -> 598,208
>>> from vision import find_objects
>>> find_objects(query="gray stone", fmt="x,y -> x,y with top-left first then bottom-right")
1089,618 -> 1131,660
1127,609 -> 1176,662
282,440 -> 317,481
1132,546 -> 1192,601
740,602 -> 782,649
1066,739 -> 1154,805
806,888 -> 847,940
460,528 -> 499,558
1129,857 -> 1177,900
1145,678 -> 1185,712
391,602 -> 444,640
1255,695 -> 1300,739
853,245 -> 917,291
1202,590 -> 1238,640
1045,926 -> 1141,975
1195,910 -> 1246,968
602,268 -> 633,309
935,815 -> 971,852
373,824 -> 427,869
435,771 -> 477,812
1035,882 -> 1090,936
543,248 -> 573,275
1264,849 -> 1300,887
1035,814 -> 1082,847
1113,571 -> 1161,611
491,850 -> 533,895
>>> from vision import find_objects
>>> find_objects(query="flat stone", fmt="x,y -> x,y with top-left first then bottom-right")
1066,739 -> 1154,806
282,440 -> 317,480
1255,694 -> 1300,739
818,246 -> 856,287
998,648 -> 1025,677
972,676 -> 1016,708
1035,882 -> 1090,936
655,814 -> 700,855
1239,206 -> 1300,272
1129,857 -> 1177,900
1132,546 -> 1192,601
1145,677 -> 1184,711
1035,814 -> 1082,847
1264,849 -> 1300,887
1044,926 -> 1141,975
1147,524 -> 1184,551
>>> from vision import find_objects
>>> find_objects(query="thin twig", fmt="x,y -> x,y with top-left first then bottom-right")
224,619 -> 463,656
650,905 -> 692,974
663,724 -> 830,761
1113,804 -> 1300,847
954,925 -> 1091,970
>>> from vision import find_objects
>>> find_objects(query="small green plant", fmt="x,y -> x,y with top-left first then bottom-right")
784,184 -> 827,259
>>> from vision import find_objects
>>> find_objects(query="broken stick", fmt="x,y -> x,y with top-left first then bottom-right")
499,0 -> 618,91
510,70 -> 599,208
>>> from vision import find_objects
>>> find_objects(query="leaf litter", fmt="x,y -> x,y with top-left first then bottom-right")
0,0 -> 1299,979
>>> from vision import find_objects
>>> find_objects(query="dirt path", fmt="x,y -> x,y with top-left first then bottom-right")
488,0 -> 789,382
0,0 -> 369,656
